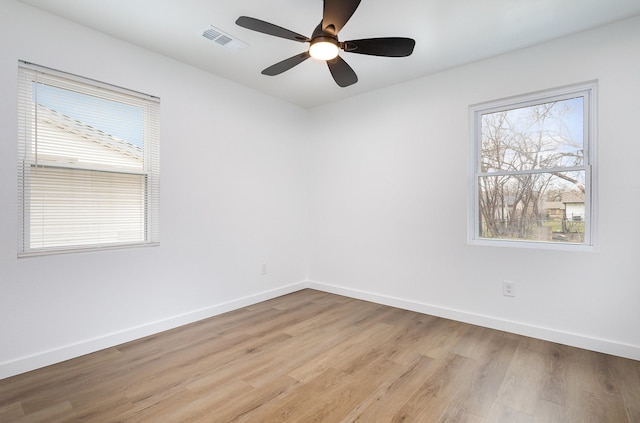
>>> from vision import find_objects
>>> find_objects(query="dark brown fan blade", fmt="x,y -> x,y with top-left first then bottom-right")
322,0 -> 361,35
262,52 -> 311,76
326,56 -> 358,87
236,16 -> 309,42
343,38 -> 416,57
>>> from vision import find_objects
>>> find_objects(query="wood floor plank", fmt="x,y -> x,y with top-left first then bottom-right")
0,402 -> 25,421
15,401 -> 75,423
437,405 -> 486,423
201,375 -> 300,422
496,360 -> 545,415
243,367 -> 347,422
482,404 -> 534,423
239,324 -> 361,388
607,354 -> 640,406
70,395 -> 135,422
419,318 -> 469,360
293,358 -> 401,423
391,353 -> 477,422
386,314 -> 441,365
338,354 -> 438,422
1,289 -> 639,422
279,300 -> 352,337
452,325 -> 497,359
539,343 -> 571,406
533,399 -> 577,423
118,384 -> 202,422
495,338 -> 548,414
574,390 -> 630,423
449,334 -> 520,418
627,404 -> 640,422
287,321 -> 398,383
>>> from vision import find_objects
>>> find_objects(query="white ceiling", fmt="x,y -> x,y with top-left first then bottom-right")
18,0 -> 640,109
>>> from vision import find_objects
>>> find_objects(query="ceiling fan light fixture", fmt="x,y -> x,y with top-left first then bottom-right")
309,38 -> 339,61
236,1 -> 415,87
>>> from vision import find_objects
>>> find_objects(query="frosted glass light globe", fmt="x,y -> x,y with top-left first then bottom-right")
309,41 -> 339,61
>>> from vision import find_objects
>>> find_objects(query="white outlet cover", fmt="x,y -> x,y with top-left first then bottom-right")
503,281 -> 516,297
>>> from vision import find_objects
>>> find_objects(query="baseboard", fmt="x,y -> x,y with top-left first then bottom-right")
307,280 -> 640,361
0,281 -> 308,380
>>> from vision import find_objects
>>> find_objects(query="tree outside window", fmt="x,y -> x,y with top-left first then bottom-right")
470,83 -> 596,249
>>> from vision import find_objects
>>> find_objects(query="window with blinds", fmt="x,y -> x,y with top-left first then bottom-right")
17,62 -> 160,256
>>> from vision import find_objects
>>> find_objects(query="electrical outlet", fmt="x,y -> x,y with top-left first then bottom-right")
261,263 -> 268,275
503,281 -> 516,297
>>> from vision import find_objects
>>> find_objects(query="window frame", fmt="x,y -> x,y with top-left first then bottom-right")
17,62 -> 160,257
468,81 -> 598,251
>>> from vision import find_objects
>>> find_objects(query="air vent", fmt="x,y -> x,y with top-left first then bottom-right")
202,26 -> 247,52
216,35 -> 233,46
203,28 -> 222,40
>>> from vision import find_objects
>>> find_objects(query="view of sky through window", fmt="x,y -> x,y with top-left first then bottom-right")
481,97 -> 584,173
34,83 -> 144,148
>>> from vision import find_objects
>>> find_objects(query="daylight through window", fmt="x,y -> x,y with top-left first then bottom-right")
469,82 -> 596,249
17,62 -> 160,256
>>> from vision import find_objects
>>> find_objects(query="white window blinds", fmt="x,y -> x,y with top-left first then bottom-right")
17,62 -> 160,256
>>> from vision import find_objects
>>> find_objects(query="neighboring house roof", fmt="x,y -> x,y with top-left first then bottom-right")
36,104 -> 143,170
562,191 -> 585,204
542,201 -> 565,210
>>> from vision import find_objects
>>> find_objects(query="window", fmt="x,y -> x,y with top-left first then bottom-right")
17,62 -> 160,256
469,82 -> 596,250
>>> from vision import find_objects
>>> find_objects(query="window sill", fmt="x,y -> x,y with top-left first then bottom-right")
18,242 -> 160,258
468,238 -> 598,253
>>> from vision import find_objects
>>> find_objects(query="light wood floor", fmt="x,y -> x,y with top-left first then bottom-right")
1,289 -> 639,422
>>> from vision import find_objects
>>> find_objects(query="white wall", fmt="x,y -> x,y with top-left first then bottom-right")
307,16 -> 640,360
0,1 -> 309,379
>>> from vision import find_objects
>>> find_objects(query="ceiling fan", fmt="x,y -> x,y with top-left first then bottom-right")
236,0 -> 415,87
